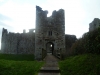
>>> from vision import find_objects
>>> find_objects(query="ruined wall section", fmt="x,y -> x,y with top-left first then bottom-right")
6,33 -> 19,54
1,28 -> 35,54
65,34 -> 77,53
1,28 -> 9,53
50,9 -> 65,56
35,6 -> 48,59
89,18 -> 100,31
18,33 -> 35,54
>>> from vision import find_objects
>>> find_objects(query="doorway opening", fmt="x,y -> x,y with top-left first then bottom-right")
46,42 -> 54,55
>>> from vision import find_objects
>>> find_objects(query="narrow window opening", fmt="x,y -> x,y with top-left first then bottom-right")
48,31 -> 52,36
48,31 -> 50,36
50,31 -> 52,36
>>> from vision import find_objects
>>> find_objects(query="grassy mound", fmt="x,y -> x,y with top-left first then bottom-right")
59,54 -> 100,75
0,54 -> 44,75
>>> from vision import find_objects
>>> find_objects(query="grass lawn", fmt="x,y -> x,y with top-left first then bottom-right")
59,54 -> 100,75
0,54 -> 44,75
0,54 -> 35,61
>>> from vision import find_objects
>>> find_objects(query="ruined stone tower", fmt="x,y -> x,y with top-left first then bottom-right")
35,6 -> 65,60
89,18 -> 100,31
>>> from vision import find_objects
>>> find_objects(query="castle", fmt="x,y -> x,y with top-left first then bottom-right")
1,6 -> 76,60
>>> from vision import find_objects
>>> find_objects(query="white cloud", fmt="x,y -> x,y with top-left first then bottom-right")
0,0 -> 36,33
0,0 -> 4,2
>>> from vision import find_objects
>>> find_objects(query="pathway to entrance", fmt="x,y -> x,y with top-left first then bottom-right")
38,53 -> 60,75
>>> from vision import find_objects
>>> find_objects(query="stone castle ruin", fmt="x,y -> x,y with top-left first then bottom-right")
89,18 -> 100,31
1,6 -> 76,60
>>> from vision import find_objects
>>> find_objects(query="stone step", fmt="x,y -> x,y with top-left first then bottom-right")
40,67 -> 60,70
40,69 -> 60,73
38,67 -> 60,75
38,73 -> 60,75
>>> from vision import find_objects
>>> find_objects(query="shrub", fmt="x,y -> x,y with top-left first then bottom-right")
70,27 -> 100,55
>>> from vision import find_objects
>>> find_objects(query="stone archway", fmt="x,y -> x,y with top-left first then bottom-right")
46,42 -> 54,55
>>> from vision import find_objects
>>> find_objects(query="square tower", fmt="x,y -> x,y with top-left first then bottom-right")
35,6 -> 65,60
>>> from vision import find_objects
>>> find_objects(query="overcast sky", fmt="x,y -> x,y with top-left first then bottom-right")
0,0 -> 100,43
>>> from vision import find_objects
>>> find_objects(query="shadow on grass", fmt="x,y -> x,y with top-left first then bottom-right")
0,54 -> 34,61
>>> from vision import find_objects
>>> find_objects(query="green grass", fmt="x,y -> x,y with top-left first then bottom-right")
0,54 -> 44,75
0,54 -> 35,61
59,54 -> 100,75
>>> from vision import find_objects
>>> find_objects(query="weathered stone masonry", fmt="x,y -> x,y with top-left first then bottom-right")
89,18 -> 100,31
1,28 -> 35,54
35,6 -> 65,60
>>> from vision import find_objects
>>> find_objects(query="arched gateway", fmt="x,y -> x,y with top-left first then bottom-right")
46,42 -> 54,55
35,6 -> 65,60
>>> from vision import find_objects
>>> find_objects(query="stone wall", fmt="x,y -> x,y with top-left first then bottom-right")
65,34 -> 77,56
1,28 -> 35,54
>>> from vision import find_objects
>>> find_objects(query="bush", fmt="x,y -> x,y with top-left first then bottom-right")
70,27 -> 100,55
